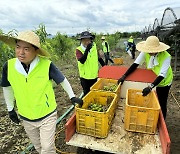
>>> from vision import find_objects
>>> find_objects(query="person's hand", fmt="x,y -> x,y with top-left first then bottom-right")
71,97 -> 83,107
85,43 -> 93,52
117,75 -> 126,85
142,86 -> 152,96
8,109 -> 20,124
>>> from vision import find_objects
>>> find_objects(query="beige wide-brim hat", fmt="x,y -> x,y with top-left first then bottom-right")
136,36 -> 170,53
0,31 -> 50,57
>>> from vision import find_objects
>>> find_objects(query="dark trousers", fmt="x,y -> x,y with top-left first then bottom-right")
80,78 -> 97,97
128,43 -> 136,59
156,85 -> 171,119
130,48 -> 135,59
104,53 -> 114,65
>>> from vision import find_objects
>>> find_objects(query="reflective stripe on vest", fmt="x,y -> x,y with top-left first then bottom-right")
8,57 -> 57,120
102,41 -> 109,53
76,43 -> 98,79
145,51 -> 173,87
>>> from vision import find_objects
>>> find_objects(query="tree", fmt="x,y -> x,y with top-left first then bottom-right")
34,23 -> 48,43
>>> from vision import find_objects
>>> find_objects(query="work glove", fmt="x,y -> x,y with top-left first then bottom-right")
142,86 -> 152,96
8,109 -> 20,124
117,75 -> 126,85
85,43 -> 93,53
71,97 -> 83,107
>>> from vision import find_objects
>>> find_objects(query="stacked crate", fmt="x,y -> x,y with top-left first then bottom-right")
75,78 -> 120,138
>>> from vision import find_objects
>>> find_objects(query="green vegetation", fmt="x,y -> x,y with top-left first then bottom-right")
0,29 -> 15,78
0,24 -> 141,77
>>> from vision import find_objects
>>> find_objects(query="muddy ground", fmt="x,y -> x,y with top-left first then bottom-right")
0,51 -> 179,154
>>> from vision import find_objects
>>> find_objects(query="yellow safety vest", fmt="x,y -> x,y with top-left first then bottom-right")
76,43 -> 98,79
145,51 -> 173,87
128,38 -> 134,43
8,57 -> 57,120
102,41 -> 109,53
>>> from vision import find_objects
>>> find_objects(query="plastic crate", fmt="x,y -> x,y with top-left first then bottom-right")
113,58 -> 123,65
125,89 -> 160,134
75,91 -> 118,138
90,78 -> 121,99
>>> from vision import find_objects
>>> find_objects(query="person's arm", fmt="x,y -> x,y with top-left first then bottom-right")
97,50 -> 105,66
60,78 -> 75,99
142,76 -> 164,96
142,57 -> 171,96
49,63 -> 83,106
1,62 -> 14,111
49,63 -> 74,98
150,57 -> 171,88
1,62 -> 11,87
76,43 -> 92,64
118,63 -> 139,84
49,63 -> 65,84
1,62 -> 20,124
76,49 -> 88,64
2,86 -> 20,124
105,42 -> 109,52
127,42 -> 131,47
3,86 -> 14,111
159,57 -> 171,77
60,78 -> 83,106
98,58 -> 105,67
151,76 -> 164,88
124,63 -> 139,77
118,52 -> 145,84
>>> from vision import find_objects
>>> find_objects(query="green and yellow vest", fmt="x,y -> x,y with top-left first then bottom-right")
128,38 -> 134,43
102,41 -> 109,53
145,51 -> 173,87
76,43 -> 98,79
8,57 -> 57,120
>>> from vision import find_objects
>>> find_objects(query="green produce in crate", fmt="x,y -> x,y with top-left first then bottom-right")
88,103 -> 104,112
103,83 -> 117,92
87,96 -> 113,112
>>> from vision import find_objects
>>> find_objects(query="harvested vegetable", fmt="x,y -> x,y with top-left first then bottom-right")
103,83 -> 118,92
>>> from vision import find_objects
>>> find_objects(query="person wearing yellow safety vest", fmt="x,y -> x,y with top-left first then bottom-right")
127,36 -> 136,59
0,31 -> 83,154
101,36 -> 114,65
76,31 -> 105,96
118,36 -> 173,119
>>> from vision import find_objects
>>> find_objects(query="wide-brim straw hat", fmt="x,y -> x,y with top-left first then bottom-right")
136,36 -> 170,53
0,31 -> 50,57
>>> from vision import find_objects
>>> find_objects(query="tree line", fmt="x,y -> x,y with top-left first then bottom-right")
0,23 -> 141,76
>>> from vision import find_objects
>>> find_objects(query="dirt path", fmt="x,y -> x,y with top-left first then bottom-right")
0,52 -> 179,154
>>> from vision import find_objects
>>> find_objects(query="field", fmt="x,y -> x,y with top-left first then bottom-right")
0,48 -> 179,154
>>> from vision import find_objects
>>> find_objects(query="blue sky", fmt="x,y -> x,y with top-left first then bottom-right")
0,0 -> 179,35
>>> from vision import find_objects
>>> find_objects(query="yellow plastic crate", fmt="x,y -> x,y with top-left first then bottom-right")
75,91 -> 118,138
125,89 -> 160,134
113,58 -> 123,65
90,78 -> 121,99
